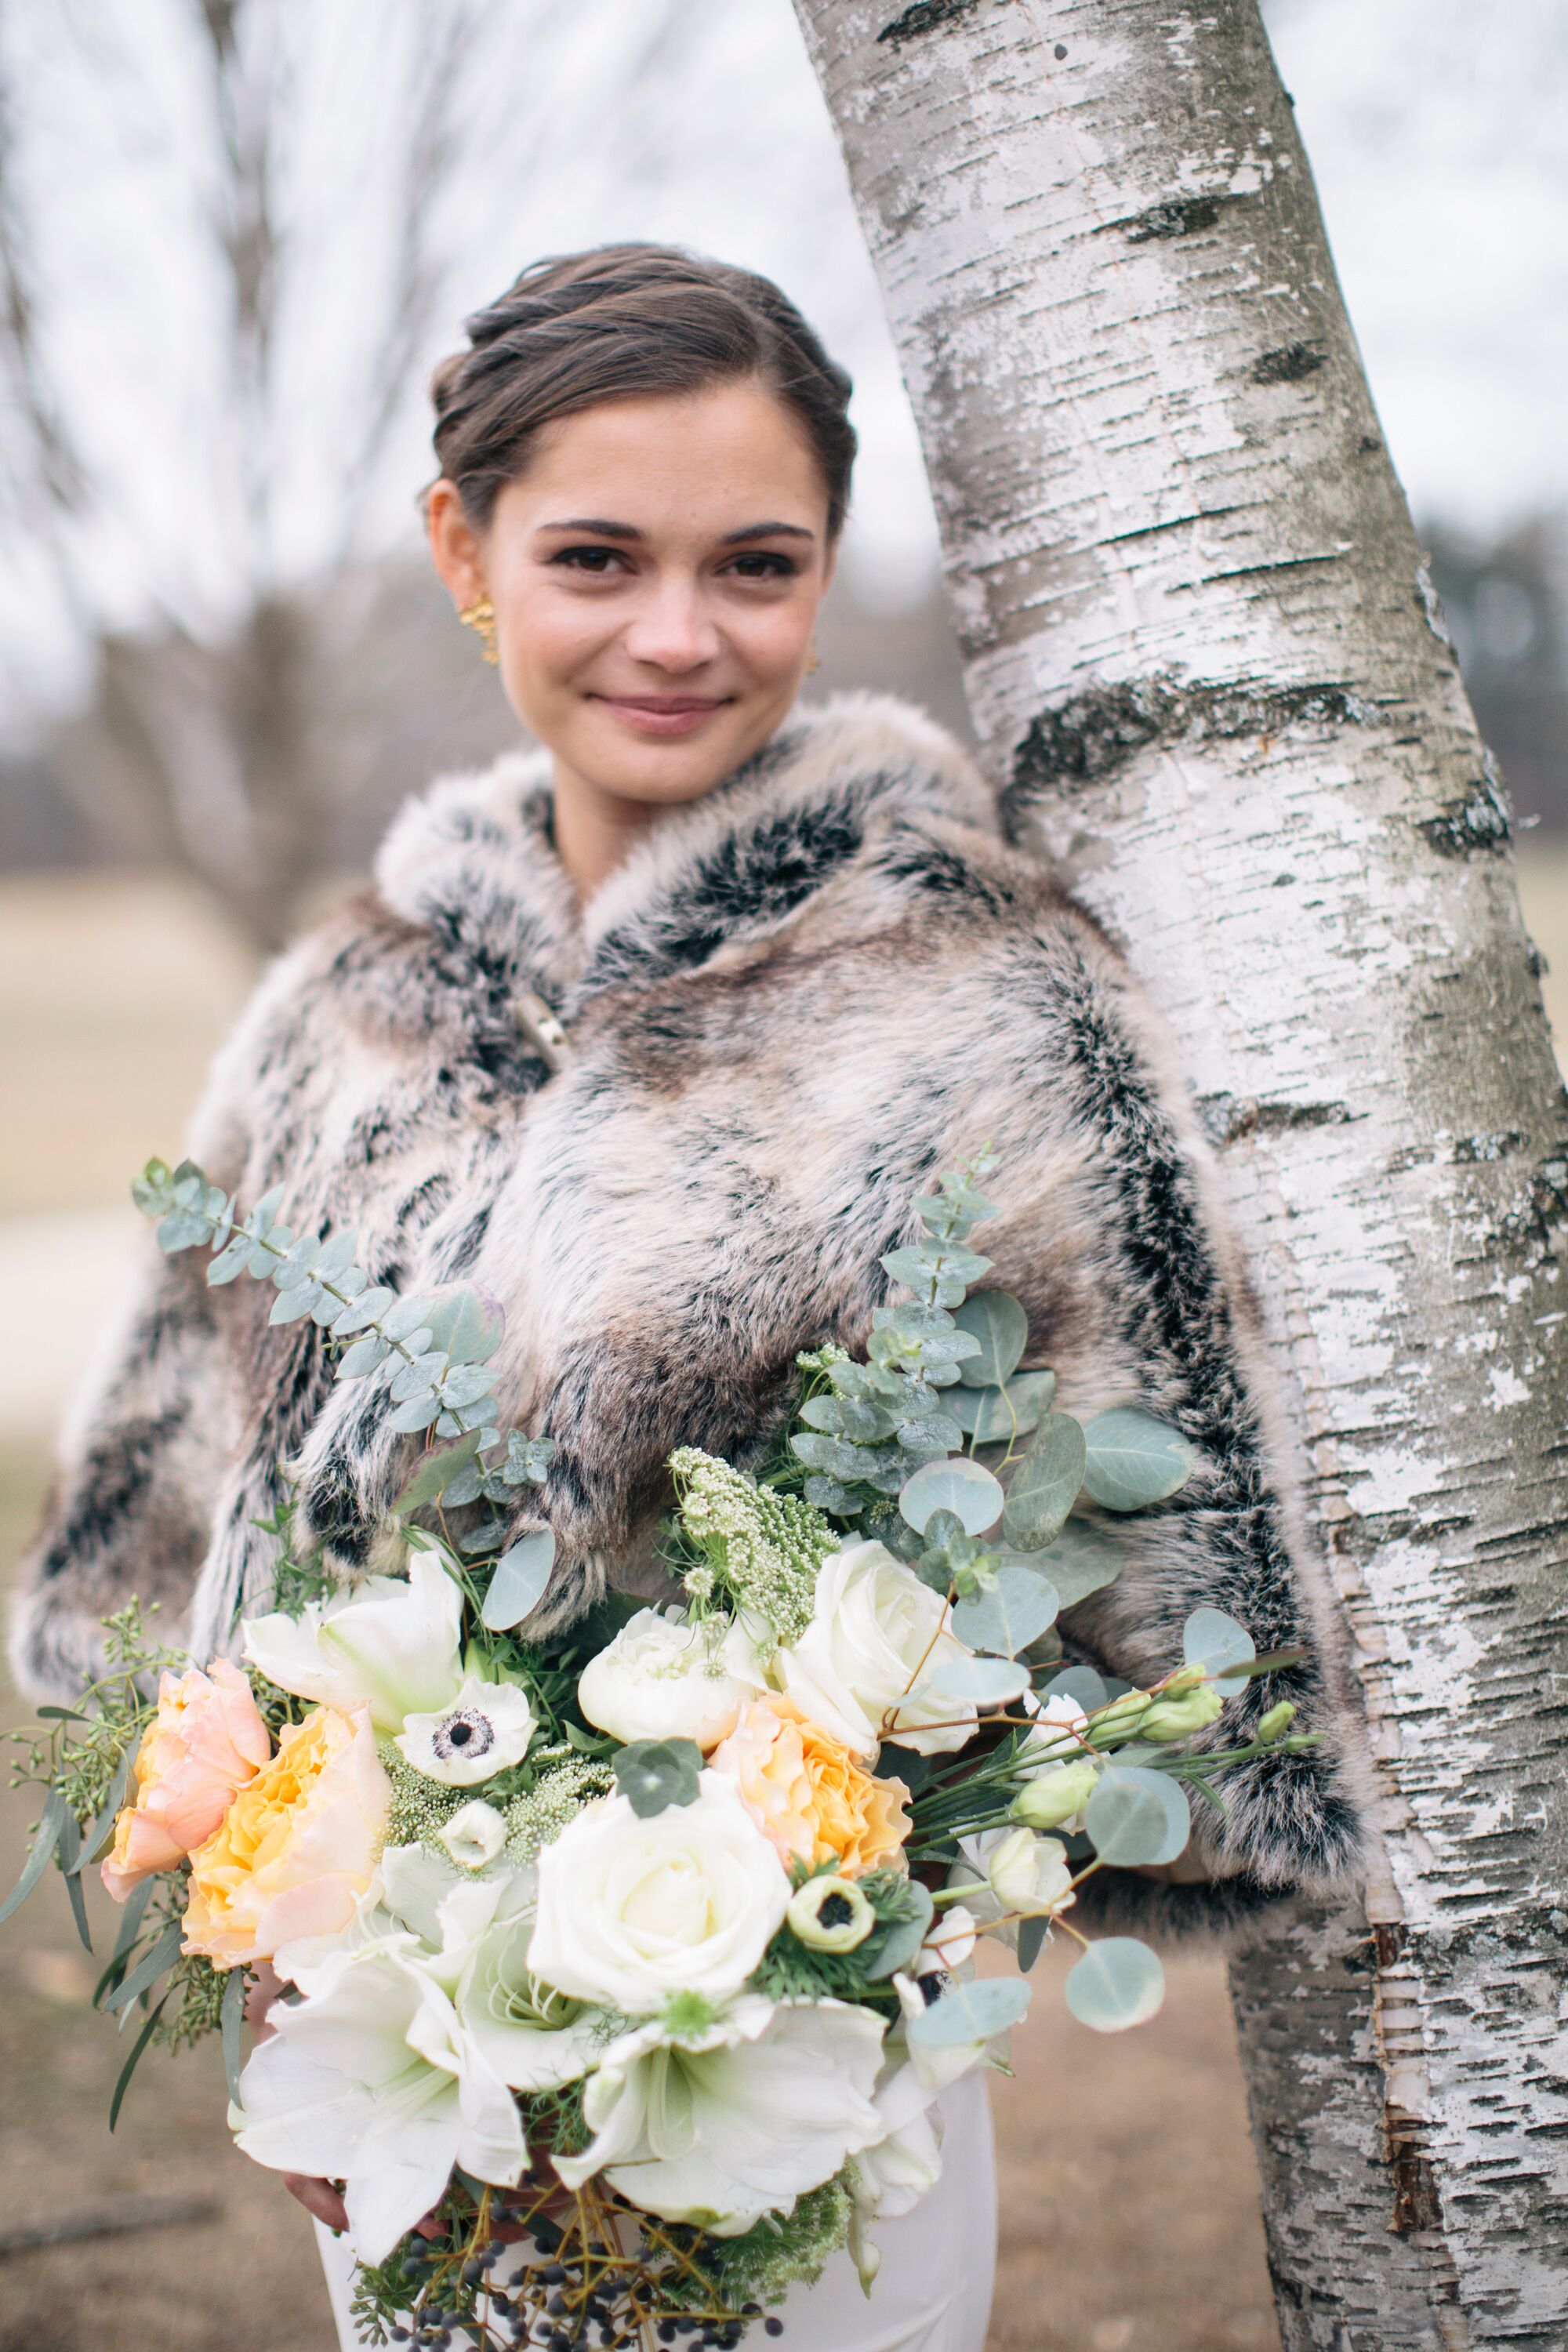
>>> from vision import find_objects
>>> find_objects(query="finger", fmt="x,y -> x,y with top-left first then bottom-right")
284,2172 -> 350,2233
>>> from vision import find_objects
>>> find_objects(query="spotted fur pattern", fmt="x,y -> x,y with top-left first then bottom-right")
9,693 -> 1366,1934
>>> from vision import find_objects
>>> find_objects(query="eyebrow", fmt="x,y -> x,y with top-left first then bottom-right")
535,517 -> 816,544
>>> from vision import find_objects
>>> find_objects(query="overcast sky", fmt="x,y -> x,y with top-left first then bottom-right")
0,0 -> 1563,721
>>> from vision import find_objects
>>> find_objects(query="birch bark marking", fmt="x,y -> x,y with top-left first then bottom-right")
791,2 -> 1568,2343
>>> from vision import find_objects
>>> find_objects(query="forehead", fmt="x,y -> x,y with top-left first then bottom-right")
503,380 -> 827,532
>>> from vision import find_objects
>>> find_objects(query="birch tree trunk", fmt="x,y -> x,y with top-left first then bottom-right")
789,2 -> 1568,2343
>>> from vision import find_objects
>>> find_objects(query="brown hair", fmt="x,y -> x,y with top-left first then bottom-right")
430,242 -> 856,538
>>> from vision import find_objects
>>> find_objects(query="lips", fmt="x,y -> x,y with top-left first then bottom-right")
591,693 -> 731,739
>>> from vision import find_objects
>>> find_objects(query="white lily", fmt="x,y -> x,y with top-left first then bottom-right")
419,1867 -> 603,2095
554,1996 -> 886,2233
242,1551 -> 466,1734
232,1933 -> 527,2263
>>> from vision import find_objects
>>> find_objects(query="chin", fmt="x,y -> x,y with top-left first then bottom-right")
575,716 -> 780,804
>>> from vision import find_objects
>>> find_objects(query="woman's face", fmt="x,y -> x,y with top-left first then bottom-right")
427,379 -> 836,818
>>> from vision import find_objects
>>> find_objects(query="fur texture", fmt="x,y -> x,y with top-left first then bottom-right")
10,693 -> 1366,1935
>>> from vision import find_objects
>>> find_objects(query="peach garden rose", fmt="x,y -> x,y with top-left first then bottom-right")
707,1695 -> 911,1876
181,1701 -> 390,1972
100,1658 -> 272,1903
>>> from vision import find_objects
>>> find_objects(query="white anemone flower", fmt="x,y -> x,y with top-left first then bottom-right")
242,1551 -> 466,1734
554,1996 -> 886,2232
397,1675 -> 537,1787
232,1933 -> 527,2263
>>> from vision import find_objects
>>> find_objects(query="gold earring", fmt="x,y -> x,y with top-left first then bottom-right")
806,644 -> 821,676
459,596 -> 499,665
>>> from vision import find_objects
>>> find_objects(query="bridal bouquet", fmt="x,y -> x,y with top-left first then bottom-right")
5,1151 -> 1308,2349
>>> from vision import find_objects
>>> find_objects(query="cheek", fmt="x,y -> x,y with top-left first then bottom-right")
722,594 -> 818,683
499,588 -> 606,699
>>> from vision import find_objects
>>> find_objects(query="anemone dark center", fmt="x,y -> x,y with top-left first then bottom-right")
434,1709 -> 495,1760
819,1893 -> 854,1927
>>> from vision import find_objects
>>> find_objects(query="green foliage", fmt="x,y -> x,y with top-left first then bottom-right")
662,2173 -> 853,2314
503,1758 -> 615,1864
130,1152 -> 559,1497
750,1864 -> 926,2002
155,1948 -> 232,2053
613,1737 -> 702,1817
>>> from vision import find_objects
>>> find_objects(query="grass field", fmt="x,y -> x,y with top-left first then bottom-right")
8,850 -> 1567,2350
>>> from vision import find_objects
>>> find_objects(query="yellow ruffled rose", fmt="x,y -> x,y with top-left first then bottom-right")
182,1703 -> 390,1972
708,1696 -> 910,1876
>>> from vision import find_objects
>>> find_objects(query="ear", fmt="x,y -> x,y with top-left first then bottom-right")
426,481 -> 488,610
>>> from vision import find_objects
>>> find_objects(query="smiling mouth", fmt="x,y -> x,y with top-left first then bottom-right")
590,692 -> 733,736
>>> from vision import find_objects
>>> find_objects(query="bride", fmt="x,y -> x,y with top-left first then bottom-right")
12,241 -> 1357,2350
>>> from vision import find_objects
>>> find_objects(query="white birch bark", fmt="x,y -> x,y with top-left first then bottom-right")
790,2 -> 1568,2343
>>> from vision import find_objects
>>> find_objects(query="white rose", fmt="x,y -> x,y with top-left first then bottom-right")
776,1541 -> 976,1759
984,1826 -> 1076,1918
554,1995 -> 886,2231
576,1609 -> 765,1750
396,1675 -> 537,1787
528,1773 -> 790,2012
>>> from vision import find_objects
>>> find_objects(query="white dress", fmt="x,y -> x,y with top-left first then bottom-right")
315,2072 -> 996,2352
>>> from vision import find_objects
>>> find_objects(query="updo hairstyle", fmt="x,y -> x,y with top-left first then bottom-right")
430,242 -> 856,538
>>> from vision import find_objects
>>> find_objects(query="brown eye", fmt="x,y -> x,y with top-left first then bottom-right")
724,553 -> 798,579
552,546 -> 627,574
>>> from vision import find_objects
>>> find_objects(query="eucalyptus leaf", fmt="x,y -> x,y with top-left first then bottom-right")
104,1918 -> 183,2017
953,1291 -> 1029,1388
54,1813 -> 92,1952
860,1883 -> 935,1981
1084,1765 -> 1192,1867
329,1285 -> 397,1335
947,1370 -> 1057,1443
613,1738 -> 702,1819
799,1394 -> 895,1443
391,1431 -> 485,1515
440,1364 -> 499,1412
1017,1915 -> 1051,1973
804,1475 -> 855,1514
269,1280 -> 323,1325
792,1432 -> 883,1480
420,1285 -> 506,1366
893,1411 -> 965,1458
1063,1937 -> 1166,2033
0,1788 -> 67,1928
312,1229 -> 359,1279
1043,1664 -> 1109,1714
381,1295 -> 438,1344
272,1232 -> 323,1289
1028,1519 -> 1127,1609
898,1457 -> 1004,1537
927,1654 -> 1030,1707
952,1562 -> 1060,1657
906,1976 -> 1031,2048
1182,1606 -> 1257,1696
205,1232 -> 254,1286
1080,1408 -> 1196,1512
1002,1413 -> 1087,1551
109,1992 -> 171,2130
71,1741 -> 138,1873
336,1333 -> 391,1381
390,1352 -> 448,1405
388,1393 -> 444,1434
480,1530 -> 557,1629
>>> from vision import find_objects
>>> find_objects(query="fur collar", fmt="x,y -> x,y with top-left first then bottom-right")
372,692 -> 996,1001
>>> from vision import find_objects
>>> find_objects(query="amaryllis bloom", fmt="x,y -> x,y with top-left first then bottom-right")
100,1659 -> 270,1902
708,1696 -> 910,1875
576,1608 -> 765,1750
396,1676 -> 536,1788
233,1933 -> 527,2263
181,1703 -> 390,1972
554,1996 -> 887,2232
241,1550 -> 466,1735
528,1773 -> 789,2013
776,1541 -> 976,1759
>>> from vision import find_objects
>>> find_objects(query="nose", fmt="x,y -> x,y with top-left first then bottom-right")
620,573 -> 721,673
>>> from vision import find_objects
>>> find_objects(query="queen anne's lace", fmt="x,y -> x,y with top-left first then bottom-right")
670,1448 -> 834,1646
503,1759 -> 615,1864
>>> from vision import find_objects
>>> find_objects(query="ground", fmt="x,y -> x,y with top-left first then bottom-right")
6,855 -> 1567,2349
